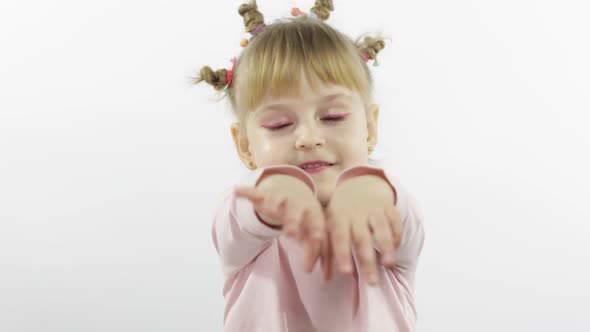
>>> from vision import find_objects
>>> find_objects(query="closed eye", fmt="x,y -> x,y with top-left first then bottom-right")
266,115 -> 347,131
323,115 -> 346,122
267,123 -> 291,131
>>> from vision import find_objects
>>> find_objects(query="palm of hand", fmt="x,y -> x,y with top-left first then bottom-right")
235,174 -> 402,286
322,176 -> 403,285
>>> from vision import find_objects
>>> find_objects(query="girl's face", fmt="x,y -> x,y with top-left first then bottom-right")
232,77 -> 379,206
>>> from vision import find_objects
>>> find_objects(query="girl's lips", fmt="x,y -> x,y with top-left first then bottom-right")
301,164 -> 334,174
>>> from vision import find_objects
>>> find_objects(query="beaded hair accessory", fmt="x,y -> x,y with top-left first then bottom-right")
239,23 -> 267,48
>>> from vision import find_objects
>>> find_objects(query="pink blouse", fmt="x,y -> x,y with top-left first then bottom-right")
211,164 -> 425,332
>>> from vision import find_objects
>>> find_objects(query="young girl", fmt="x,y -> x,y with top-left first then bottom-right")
195,1 -> 425,331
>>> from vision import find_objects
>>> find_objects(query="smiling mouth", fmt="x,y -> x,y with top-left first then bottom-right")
299,163 -> 335,174
300,163 -> 334,169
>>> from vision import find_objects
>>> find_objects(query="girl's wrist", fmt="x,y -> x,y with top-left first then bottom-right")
255,165 -> 316,194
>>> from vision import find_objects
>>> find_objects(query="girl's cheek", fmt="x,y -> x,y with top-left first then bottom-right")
258,140 -> 285,155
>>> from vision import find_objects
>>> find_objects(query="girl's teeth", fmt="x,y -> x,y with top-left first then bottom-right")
303,163 -> 329,169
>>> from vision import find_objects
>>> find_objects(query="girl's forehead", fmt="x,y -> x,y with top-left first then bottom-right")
262,87 -> 353,104
259,77 -> 358,102
254,91 -> 358,115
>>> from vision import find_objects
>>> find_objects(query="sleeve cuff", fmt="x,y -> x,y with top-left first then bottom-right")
334,165 -> 398,206
254,209 -> 282,229
255,165 -> 316,195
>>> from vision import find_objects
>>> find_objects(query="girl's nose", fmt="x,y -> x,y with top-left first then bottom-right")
295,125 -> 326,150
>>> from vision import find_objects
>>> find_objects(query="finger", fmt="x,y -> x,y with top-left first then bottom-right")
309,237 -> 323,273
303,237 -> 322,273
303,211 -> 323,273
305,205 -> 325,241
321,230 -> 333,282
282,202 -> 304,238
301,225 -> 319,272
235,187 -> 271,221
261,196 -> 282,217
385,208 -> 403,249
322,207 -> 335,278
330,216 -> 353,274
369,212 -> 396,266
299,210 -> 313,269
352,222 -> 379,285
234,186 -> 263,204
323,206 -> 334,229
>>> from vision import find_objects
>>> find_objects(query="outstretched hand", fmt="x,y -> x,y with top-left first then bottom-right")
323,175 -> 403,285
234,174 -> 330,274
234,173 -> 403,286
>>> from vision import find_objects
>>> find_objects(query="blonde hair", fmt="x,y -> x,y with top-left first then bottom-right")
194,0 -> 386,120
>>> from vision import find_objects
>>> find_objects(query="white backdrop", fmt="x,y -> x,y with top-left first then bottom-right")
1,0 -> 589,331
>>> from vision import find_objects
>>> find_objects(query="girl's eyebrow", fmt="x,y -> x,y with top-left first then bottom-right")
319,93 -> 352,103
257,93 -> 352,113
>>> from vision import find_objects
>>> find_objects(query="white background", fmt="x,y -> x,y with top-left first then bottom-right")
1,0 -> 589,331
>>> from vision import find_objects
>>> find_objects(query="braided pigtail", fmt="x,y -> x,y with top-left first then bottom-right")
238,0 -> 266,47
356,35 -> 386,66
193,66 -> 229,91
238,0 -> 265,33
310,0 -> 334,21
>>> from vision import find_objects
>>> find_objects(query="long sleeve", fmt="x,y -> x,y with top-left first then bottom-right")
215,164 -> 424,331
211,165 -> 316,279
334,165 -> 425,276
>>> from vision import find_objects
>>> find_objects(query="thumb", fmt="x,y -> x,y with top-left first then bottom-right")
234,186 -> 264,204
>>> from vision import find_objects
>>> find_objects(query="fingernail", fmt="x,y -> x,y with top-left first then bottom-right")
342,264 -> 352,273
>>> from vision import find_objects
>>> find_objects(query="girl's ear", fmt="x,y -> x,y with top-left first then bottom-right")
230,122 -> 254,167
366,103 -> 379,147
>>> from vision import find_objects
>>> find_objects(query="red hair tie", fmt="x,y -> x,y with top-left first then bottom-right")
226,57 -> 237,88
360,50 -> 370,62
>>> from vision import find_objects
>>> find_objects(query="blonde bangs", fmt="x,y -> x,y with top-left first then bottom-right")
234,18 -> 370,112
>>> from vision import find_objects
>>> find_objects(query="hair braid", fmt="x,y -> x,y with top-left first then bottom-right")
238,0 -> 265,33
357,35 -> 386,61
310,0 -> 334,21
194,66 -> 228,91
